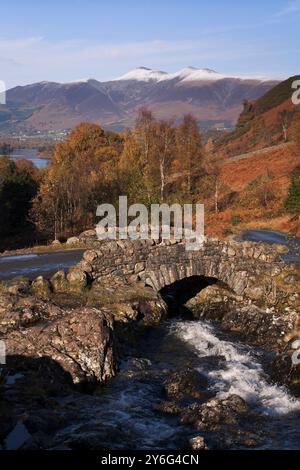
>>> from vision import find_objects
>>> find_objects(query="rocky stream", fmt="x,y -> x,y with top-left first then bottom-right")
1,230 -> 300,450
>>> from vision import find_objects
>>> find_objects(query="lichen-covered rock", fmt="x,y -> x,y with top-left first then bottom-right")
4,307 -> 116,385
244,286 -> 265,301
66,269 -> 89,292
79,229 -> 97,242
184,284 -> 238,320
134,262 -> 145,274
163,369 -> 208,401
189,435 -> 209,450
270,339 -> 300,395
66,237 -> 80,246
51,239 -> 61,247
162,391 -> 266,449
220,304 -> 298,350
0,295 -> 61,333
181,395 -> 251,430
137,298 -> 168,325
74,260 -> 93,274
50,270 -> 68,292
83,250 -> 99,263
0,293 -> 16,319
3,277 -> 30,296
31,276 -> 52,297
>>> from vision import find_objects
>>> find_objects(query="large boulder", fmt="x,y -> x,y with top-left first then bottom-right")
3,277 -> 30,296
4,307 -> 116,385
50,270 -> 68,292
83,250 -> 99,263
31,276 -> 52,297
51,239 -> 61,247
66,269 -> 89,292
220,304 -> 298,350
184,284 -> 238,321
180,394 -> 264,449
137,298 -> 168,325
270,338 -> 300,395
79,230 -> 97,243
66,237 -> 80,246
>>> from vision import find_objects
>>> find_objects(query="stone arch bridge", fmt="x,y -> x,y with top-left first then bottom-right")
77,237 -> 298,308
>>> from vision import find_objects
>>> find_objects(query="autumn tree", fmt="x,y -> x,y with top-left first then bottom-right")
119,109 -> 176,204
119,130 -> 149,206
175,114 -> 204,196
119,109 -> 156,204
32,123 -> 123,239
120,110 -> 204,204
33,114 -> 206,240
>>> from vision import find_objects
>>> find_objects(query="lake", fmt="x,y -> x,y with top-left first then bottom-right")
9,148 -> 50,168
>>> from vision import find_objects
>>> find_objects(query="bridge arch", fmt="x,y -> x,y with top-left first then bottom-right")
140,247 -> 248,296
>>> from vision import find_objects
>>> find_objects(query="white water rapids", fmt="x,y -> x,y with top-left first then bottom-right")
173,321 -> 300,416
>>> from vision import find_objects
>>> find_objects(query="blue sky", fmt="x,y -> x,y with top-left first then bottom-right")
0,0 -> 299,88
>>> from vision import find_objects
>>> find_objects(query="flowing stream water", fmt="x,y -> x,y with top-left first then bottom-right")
52,319 -> 300,450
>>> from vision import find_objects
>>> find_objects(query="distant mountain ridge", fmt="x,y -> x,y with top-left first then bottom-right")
0,66 -> 280,134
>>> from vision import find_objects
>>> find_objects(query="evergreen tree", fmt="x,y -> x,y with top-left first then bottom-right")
285,176 -> 300,215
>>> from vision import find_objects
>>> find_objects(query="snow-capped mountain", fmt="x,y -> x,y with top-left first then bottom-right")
165,67 -> 224,82
113,66 -> 271,83
113,67 -> 169,82
113,66 -> 223,82
0,66 -> 280,133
